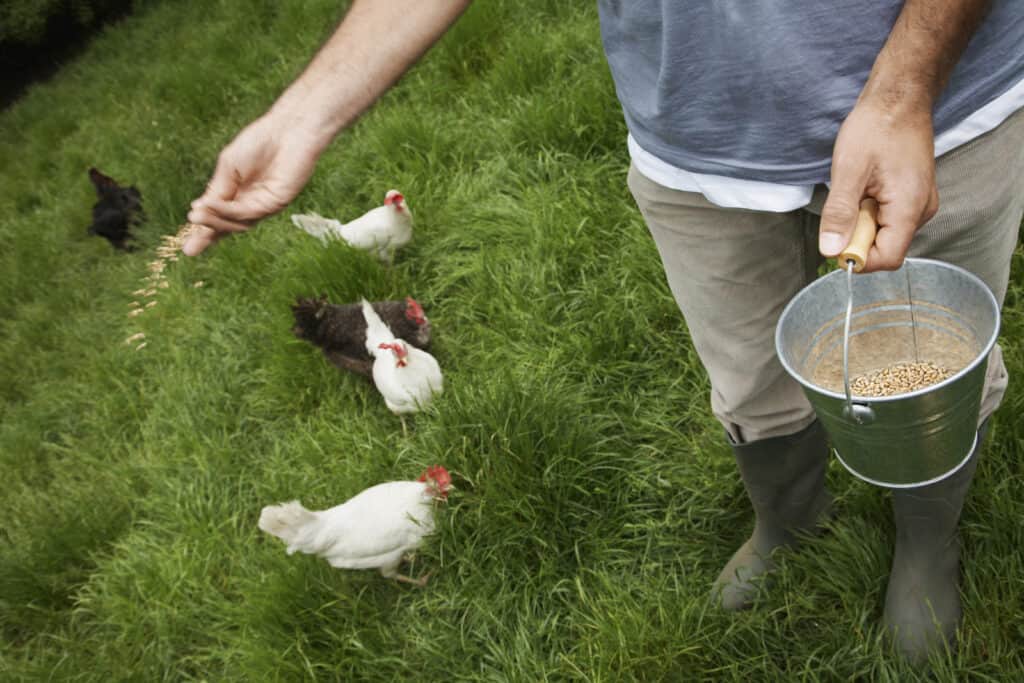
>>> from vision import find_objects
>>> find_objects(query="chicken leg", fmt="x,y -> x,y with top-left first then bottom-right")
392,570 -> 433,587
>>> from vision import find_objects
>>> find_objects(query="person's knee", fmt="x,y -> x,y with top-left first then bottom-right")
714,405 -> 817,445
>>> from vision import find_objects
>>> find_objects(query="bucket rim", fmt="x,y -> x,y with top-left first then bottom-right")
775,257 -> 1001,403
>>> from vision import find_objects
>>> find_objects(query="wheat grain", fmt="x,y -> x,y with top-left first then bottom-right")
124,223 -> 203,341
851,361 -> 954,397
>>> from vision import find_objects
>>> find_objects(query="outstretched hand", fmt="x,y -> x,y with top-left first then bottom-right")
184,115 -> 324,256
818,98 -> 939,272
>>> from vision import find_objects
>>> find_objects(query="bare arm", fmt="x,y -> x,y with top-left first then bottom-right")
818,0 -> 990,271
269,0 -> 472,153
185,0 -> 472,255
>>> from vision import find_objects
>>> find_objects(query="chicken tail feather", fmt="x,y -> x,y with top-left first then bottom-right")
361,298 -> 394,355
292,213 -> 341,245
258,500 -> 317,551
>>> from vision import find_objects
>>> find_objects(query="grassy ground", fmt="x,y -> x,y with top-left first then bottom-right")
1,1 -> 1023,680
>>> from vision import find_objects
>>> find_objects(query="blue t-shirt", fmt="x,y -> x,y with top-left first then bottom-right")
598,1 -> 1024,184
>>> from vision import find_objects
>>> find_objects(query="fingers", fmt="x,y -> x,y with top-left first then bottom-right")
819,153 -> 869,258
821,99 -> 939,271
867,179 -> 938,272
822,134 -> 938,271
195,195 -> 278,224
180,214 -> 246,257
182,190 -> 255,257
182,201 -> 253,257
182,226 -> 222,257
204,151 -> 242,201
187,204 -> 250,233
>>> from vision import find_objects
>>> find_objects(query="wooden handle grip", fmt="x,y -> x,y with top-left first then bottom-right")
839,198 -> 879,272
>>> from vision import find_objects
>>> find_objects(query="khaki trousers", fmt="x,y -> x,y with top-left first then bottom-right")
628,108 -> 1024,443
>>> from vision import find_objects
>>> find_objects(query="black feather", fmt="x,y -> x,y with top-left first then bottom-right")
87,167 -> 145,251
291,296 -> 432,378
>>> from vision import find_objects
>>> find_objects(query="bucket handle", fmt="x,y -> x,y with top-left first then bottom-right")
839,198 -> 878,273
841,199 -> 878,425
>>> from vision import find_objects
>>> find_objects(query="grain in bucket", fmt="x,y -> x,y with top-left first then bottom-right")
775,257 -> 999,488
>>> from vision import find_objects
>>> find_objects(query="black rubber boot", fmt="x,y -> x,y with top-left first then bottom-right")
714,420 -> 833,610
883,421 -> 988,662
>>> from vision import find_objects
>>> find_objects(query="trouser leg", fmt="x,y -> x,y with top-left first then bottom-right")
626,163 -> 822,442
910,108 -> 1024,421
627,164 -> 832,609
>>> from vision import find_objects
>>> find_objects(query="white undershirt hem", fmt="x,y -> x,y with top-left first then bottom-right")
629,77 -> 1024,213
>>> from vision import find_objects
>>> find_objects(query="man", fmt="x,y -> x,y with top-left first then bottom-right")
184,0 -> 1024,662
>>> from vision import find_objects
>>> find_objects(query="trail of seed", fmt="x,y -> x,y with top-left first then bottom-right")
124,223 -> 204,347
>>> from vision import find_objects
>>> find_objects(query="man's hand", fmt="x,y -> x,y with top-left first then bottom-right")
184,116 -> 324,256
818,98 -> 938,272
818,0 -> 990,272
182,0 -> 472,257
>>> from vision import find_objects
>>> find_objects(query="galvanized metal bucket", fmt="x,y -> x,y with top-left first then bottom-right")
775,258 -> 999,488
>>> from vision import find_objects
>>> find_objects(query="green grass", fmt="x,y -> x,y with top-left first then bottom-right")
2,1 -> 1023,680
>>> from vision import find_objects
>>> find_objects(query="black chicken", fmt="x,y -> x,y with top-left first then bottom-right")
292,296 -> 432,378
87,167 -> 145,251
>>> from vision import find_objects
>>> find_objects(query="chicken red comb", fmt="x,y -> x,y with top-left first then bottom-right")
384,192 -> 404,205
418,465 -> 451,497
404,297 -> 425,324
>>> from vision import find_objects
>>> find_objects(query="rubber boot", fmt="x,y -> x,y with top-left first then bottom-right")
714,420 -> 832,610
883,421 -> 988,662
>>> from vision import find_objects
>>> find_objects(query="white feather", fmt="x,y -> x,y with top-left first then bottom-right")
259,481 -> 437,577
372,342 -> 443,415
361,298 -> 396,356
291,213 -> 343,245
292,190 -> 412,262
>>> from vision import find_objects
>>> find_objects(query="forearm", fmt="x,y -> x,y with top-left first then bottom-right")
819,1 -> 992,268
269,0 -> 472,151
860,0 -> 991,114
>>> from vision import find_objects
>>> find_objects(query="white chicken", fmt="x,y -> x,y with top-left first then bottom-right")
258,465 -> 451,586
291,189 -> 413,263
361,299 -> 443,426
